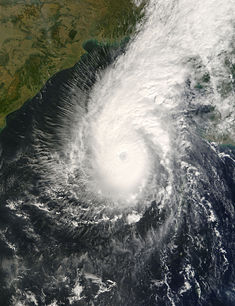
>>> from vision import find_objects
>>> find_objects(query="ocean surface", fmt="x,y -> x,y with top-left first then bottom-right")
0,0 -> 235,305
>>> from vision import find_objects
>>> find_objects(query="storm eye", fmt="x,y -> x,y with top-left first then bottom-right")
119,151 -> 128,161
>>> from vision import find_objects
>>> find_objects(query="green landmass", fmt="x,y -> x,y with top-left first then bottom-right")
188,54 -> 235,145
0,0 -> 146,128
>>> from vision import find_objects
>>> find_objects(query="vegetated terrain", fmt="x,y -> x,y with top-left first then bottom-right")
0,0 -> 145,129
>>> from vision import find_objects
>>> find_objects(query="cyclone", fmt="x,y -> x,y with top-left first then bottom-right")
79,90 -> 170,203
62,0 -> 235,208
89,116 -> 151,199
0,0 -> 235,305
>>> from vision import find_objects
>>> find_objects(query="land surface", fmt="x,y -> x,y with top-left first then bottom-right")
0,0 -> 145,129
